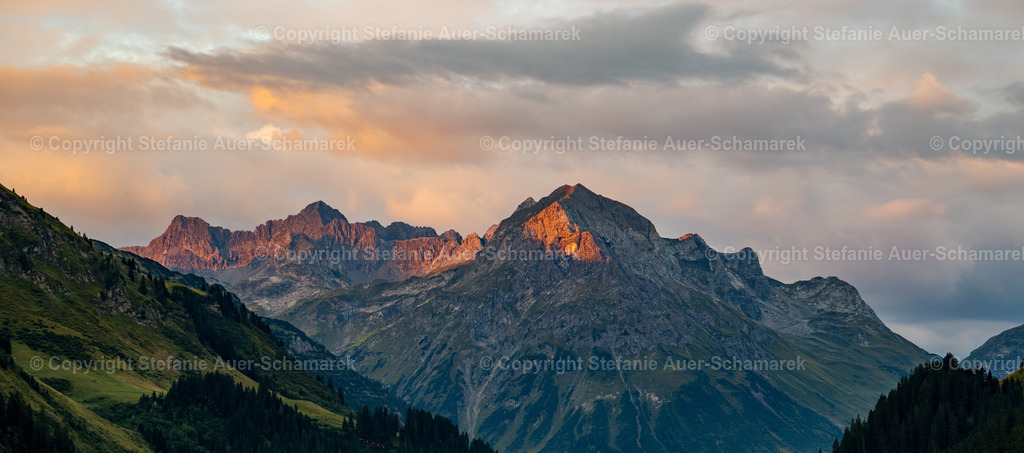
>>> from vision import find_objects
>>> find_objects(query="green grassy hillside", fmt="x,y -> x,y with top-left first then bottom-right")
0,183 -> 355,447
0,183 -> 495,452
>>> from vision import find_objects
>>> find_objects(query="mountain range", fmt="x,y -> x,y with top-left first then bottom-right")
0,182 -> 494,452
8,176 -> 1024,452
123,201 -> 483,313
127,183 -> 933,451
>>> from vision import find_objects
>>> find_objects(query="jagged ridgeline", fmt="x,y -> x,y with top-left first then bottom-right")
122,200 -> 485,314
965,324 -> 1024,379
0,183 -> 495,452
278,184 -> 932,452
832,354 -> 1024,453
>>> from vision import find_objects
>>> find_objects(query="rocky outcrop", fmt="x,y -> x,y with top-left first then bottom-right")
121,215 -> 233,270
122,201 -> 483,313
522,202 -> 604,262
364,220 -> 438,241
482,224 -> 499,242
280,183 -> 930,453
965,324 -> 1024,378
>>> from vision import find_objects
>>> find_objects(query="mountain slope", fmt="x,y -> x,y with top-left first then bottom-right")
266,317 -> 408,413
123,202 -> 482,313
0,183 -> 495,452
0,183 -> 352,429
0,336 -> 148,452
964,324 -> 1024,378
279,183 -> 931,452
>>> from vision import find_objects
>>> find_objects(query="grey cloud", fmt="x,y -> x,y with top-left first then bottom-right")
1003,82 -> 1024,107
873,105 -> 1024,160
948,257 -> 1024,321
168,3 -> 797,89
869,257 -> 1024,325
165,1 -> 1024,166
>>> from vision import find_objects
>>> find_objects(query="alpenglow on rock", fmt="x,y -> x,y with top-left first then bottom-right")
123,201 -> 482,313
276,183 -> 932,453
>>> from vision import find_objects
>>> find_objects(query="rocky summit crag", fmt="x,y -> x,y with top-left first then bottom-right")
123,201 -> 482,313
964,324 -> 1024,379
270,184 -> 931,452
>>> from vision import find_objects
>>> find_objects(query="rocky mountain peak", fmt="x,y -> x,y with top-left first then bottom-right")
295,200 -> 347,226
558,182 -> 594,198
360,220 -> 440,241
785,276 -> 879,319
678,233 -> 702,242
258,201 -> 351,241
118,214 -> 233,270
277,183 -> 930,453
439,229 -> 462,242
515,197 -> 537,212
547,184 -> 657,236
375,221 -> 438,241
524,184 -> 661,260
483,224 -> 499,242
166,214 -> 209,232
965,324 -> 1024,378
479,184 -> 670,266
156,215 -> 229,247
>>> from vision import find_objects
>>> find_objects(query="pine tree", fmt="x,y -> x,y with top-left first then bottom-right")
833,353 -> 1024,453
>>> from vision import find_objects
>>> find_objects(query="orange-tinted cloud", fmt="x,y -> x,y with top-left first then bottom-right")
908,73 -> 971,113
0,64 -> 210,142
863,197 -> 946,222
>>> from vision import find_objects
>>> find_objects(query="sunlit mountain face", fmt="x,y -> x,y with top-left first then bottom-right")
2,0 -> 1023,451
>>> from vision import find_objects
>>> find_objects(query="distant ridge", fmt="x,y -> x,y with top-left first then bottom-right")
122,201 -> 482,313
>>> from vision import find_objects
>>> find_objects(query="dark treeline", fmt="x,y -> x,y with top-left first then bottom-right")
400,407 -> 496,453
113,372 -> 497,453
357,404 -> 400,448
0,334 -> 75,453
833,354 -> 1024,453
122,372 -> 363,452
0,391 -> 75,453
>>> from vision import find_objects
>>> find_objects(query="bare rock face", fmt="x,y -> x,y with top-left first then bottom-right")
522,202 -> 603,262
122,201 -> 482,313
965,324 -> 1024,378
279,183 -> 930,453
482,224 -> 499,242
365,220 -> 438,241
515,197 -> 537,211
121,215 -> 233,270
384,232 -> 483,279
486,184 -> 673,273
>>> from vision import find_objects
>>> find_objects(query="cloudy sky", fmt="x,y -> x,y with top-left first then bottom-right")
2,0 -> 1023,357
